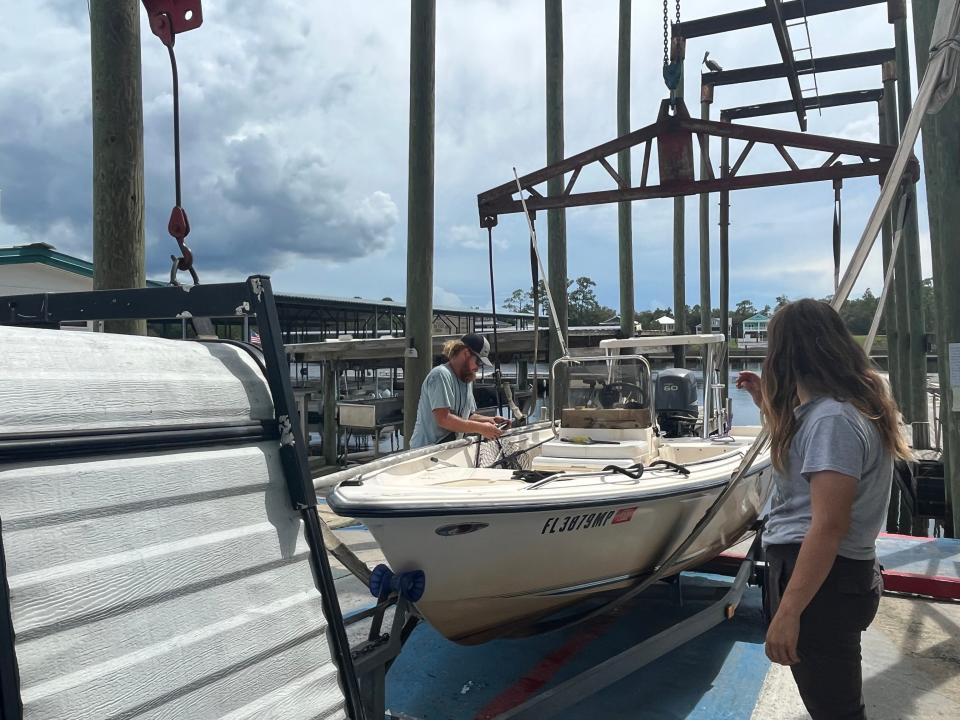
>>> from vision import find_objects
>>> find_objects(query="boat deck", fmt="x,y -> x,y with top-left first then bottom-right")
328,516 -> 960,719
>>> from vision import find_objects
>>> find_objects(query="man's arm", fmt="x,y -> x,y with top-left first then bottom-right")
433,408 -> 502,440
765,470 -> 857,665
469,413 -> 510,425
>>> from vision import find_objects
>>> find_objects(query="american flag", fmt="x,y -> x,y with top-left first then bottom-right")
249,330 -> 261,346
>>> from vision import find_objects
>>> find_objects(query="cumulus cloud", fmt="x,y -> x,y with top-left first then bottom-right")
0,1 -> 927,309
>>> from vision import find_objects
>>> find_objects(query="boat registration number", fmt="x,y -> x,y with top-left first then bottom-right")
541,507 -> 637,534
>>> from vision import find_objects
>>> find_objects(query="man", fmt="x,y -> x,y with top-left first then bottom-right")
409,333 -> 507,448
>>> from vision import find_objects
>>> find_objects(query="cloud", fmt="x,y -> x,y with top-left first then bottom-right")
0,1 -> 927,312
433,285 -> 464,308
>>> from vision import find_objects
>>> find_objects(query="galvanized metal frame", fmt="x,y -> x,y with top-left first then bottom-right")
0,276 -> 366,719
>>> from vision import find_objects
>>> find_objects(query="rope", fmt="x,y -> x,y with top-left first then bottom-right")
513,168 -> 570,359
530,241 -> 540,417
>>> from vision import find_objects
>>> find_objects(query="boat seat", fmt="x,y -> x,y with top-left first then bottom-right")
539,438 -> 649,460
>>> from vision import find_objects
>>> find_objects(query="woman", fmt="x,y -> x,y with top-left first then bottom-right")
737,299 -> 908,720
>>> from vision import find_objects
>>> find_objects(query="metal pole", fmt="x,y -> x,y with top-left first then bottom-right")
699,83 -> 713,339
719,135 -> 731,416
912,0 -> 958,536
546,0 -> 569,413
892,7 -> 928,426
672,36 -> 687,367
880,66 -> 902,409
90,0 -> 146,336
402,0 -> 436,446
617,0 -> 635,339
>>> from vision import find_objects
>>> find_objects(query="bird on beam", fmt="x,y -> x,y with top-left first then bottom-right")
702,51 -> 723,73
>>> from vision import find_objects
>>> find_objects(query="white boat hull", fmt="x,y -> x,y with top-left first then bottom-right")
328,427 -> 773,644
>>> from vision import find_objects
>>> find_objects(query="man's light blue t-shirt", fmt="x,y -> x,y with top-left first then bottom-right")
409,364 -> 477,448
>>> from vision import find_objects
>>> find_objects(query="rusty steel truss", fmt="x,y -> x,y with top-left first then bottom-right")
477,98 -> 917,228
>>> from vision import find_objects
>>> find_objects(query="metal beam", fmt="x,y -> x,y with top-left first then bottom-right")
721,89 -> 884,121
765,0 -> 807,130
486,161 -> 891,216
480,100 -> 905,223
675,0 -> 885,39
704,48 -> 895,87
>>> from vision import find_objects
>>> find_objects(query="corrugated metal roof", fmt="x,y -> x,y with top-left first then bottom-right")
0,327 -> 348,719
276,291 -> 541,320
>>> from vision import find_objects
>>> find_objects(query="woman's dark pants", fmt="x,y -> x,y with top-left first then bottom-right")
765,544 -> 882,720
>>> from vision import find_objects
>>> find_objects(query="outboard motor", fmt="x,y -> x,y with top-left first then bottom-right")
655,368 -> 699,437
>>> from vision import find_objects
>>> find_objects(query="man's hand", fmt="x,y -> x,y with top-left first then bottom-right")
735,370 -> 763,408
477,422 -> 503,440
765,608 -> 801,666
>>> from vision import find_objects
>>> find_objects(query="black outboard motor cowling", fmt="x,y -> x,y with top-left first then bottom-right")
655,368 -> 699,437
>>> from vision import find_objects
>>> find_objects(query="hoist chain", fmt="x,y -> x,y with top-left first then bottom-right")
663,0 -> 681,65
662,0 -> 669,66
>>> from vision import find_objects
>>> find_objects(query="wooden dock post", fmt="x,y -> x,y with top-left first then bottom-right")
672,36 -> 687,367
719,134 -> 731,414
699,83 -> 714,342
617,0 -> 635,340
892,4 -> 928,426
90,0 -> 146,336
546,0 -> 569,413
880,65 -> 903,411
323,362 -> 339,467
912,0 -> 960,535
402,0 -> 436,447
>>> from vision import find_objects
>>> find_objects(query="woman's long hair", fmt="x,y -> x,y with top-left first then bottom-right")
761,299 -> 909,471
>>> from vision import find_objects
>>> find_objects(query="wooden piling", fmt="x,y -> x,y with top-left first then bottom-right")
546,0 -> 569,412
90,0 -> 146,335
719,134 -> 730,414
699,83 -> 713,340
912,0 -> 959,535
893,13 -> 928,426
880,66 -> 903,411
323,362 -> 339,467
672,36 -> 687,366
402,0 -> 436,446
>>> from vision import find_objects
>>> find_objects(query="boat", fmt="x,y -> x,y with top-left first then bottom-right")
327,335 -> 773,645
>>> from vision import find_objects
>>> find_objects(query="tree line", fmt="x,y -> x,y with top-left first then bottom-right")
503,277 -> 937,336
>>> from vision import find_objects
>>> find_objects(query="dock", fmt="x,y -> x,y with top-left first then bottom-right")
327,517 -> 960,719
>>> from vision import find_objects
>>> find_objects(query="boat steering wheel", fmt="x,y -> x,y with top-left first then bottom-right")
598,381 -> 647,409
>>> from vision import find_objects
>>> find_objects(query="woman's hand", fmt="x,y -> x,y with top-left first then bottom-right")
736,370 -> 763,408
765,608 -> 801,666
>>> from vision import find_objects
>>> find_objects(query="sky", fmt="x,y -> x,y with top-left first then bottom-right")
0,1 -> 935,314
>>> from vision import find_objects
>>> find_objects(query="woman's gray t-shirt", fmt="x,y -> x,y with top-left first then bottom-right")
763,396 -> 893,560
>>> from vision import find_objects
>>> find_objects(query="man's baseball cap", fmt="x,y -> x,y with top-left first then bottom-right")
462,333 -> 494,368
